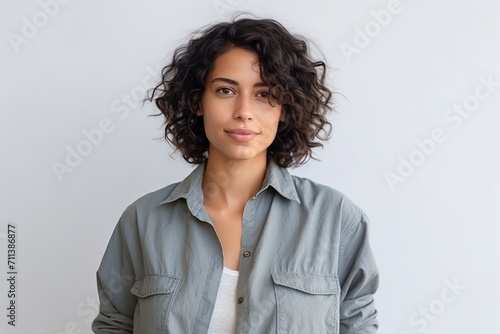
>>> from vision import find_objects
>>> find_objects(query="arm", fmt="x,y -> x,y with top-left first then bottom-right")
92,217 -> 137,333
338,210 -> 379,333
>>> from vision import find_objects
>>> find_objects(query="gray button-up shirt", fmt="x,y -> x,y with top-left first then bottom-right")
92,160 -> 379,333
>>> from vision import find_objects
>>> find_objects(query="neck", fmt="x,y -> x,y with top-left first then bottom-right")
202,153 -> 267,210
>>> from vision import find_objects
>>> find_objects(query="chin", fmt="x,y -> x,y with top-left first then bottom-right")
223,149 -> 266,162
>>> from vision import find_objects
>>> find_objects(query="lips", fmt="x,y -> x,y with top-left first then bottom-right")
225,129 -> 259,142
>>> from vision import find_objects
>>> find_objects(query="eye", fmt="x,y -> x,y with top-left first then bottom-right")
257,91 -> 270,98
217,87 -> 234,95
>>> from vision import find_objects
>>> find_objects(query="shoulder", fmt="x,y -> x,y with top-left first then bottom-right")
291,175 -> 347,203
290,174 -> 368,234
291,175 -> 359,211
118,182 -> 181,225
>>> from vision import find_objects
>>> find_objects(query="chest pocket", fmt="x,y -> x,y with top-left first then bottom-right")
130,275 -> 180,332
272,272 -> 340,334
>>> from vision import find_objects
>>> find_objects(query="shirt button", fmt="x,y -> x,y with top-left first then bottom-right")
237,297 -> 244,304
243,251 -> 251,257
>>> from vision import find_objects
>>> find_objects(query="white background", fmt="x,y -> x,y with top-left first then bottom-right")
1,0 -> 500,333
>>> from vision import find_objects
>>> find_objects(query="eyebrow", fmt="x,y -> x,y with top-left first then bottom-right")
210,77 -> 268,87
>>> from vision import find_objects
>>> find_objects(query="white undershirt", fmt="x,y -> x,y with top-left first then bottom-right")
207,267 -> 239,334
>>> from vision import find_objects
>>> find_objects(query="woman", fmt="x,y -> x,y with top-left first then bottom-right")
92,17 -> 379,333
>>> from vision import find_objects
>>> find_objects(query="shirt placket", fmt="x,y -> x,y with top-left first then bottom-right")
235,193 -> 258,333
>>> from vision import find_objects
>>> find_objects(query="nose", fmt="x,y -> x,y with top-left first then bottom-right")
233,94 -> 253,121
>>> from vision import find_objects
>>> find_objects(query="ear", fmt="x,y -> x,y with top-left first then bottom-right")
279,109 -> 286,122
196,103 -> 203,116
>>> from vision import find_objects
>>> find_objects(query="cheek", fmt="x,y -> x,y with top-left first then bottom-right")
202,111 -> 226,141
202,117 -> 217,136
261,118 -> 282,143
267,110 -> 283,132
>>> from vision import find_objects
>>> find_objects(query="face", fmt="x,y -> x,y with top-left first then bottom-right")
199,47 -> 284,164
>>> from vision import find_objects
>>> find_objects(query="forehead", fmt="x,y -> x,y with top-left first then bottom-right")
207,47 -> 261,80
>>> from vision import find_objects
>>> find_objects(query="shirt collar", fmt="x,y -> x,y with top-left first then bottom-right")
159,159 -> 300,207
259,159 -> 300,203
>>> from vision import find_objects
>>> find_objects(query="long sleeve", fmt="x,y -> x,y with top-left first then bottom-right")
92,218 -> 137,333
338,210 -> 379,333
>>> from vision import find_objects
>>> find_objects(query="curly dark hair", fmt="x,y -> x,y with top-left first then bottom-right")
147,17 -> 333,167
